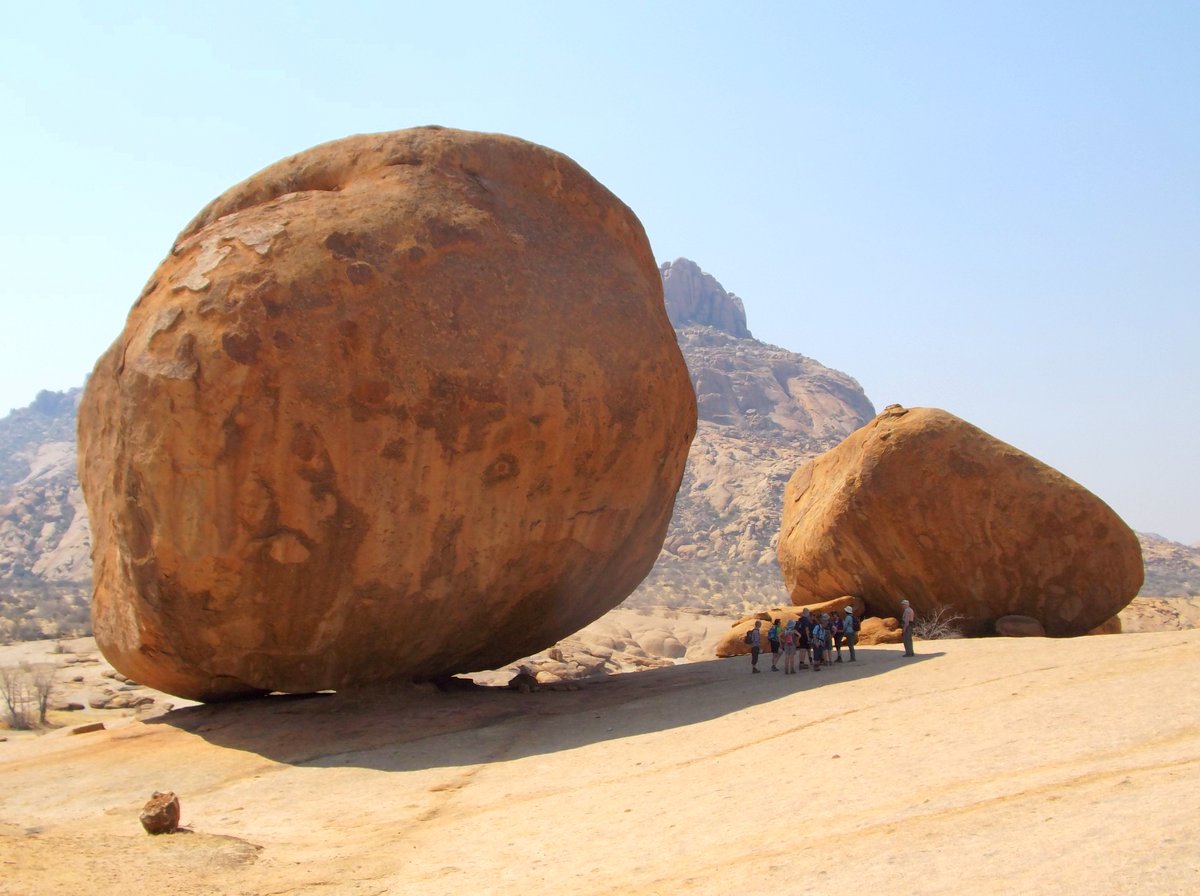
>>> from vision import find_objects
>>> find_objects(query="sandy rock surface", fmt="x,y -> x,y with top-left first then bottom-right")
77,126 -> 695,701
468,607 -> 731,686
1,624 -> 1197,895
779,405 -> 1144,635
0,609 -> 726,742
0,637 -> 193,742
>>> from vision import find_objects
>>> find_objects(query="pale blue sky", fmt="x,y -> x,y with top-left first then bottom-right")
1,2 -> 1196,542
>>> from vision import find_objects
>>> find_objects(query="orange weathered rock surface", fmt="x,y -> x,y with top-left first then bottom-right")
778,405 -> 1143,636
77,127 -> 696,701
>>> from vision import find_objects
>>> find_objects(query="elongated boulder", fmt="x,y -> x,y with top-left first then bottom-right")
778,405 -> 1143,636
78,127 -> 696,701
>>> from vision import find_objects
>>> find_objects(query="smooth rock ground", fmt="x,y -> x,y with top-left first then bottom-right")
1,622 -> 1197,895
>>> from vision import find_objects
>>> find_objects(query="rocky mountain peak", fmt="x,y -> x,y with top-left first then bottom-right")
660,258 -> 751,338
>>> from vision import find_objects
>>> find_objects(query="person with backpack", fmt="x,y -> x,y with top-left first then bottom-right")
767,618 -> 782,671
781,619 -> 798,674
796,608 -> 813,669
831,612 -> 845,663
842,605 -> 858,662
744,619 -> 764,673
810,616 -> 826,671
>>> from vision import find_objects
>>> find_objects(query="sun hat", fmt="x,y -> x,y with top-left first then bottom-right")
900,599 -> 910,605
844,606 -> 853,613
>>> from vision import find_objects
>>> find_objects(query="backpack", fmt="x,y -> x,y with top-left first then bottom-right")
811,623 -> 825,644
743,629 -> 754,645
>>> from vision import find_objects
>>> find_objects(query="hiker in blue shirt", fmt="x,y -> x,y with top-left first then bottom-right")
767,618 -> 782,671
810,616 -> 827,671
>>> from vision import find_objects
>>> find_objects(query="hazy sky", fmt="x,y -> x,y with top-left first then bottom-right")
2,2 -> 1196,542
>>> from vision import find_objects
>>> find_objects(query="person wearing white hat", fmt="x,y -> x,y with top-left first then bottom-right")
842,605 -> 858,662
900,599 -> 916,657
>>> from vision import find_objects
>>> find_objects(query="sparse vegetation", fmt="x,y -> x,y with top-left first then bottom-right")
0,577 -> 91,645
913,605 -> 966,640
0,662 -> 59,729
30,663 -> 56,725
0,664 -> 33,729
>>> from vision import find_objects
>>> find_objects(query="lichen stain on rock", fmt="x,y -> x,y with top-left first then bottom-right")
381,438 -> 408,461
481,453 -> 519,486
324,231 -> 359,258
346,262 -> 374,285
172,240 -> 232,292
171,221 -> 286,293
221,330 -> 261,365
350,380 -> 390,406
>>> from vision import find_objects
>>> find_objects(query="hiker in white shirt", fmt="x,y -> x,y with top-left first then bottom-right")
901,599 -> 916,657
842,606 -> 858,662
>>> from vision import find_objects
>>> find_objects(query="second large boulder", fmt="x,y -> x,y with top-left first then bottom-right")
777,406 -> 1143,636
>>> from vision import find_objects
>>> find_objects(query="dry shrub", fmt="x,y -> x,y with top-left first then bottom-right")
0,663 -> 57,729
0,665 -> 33,730
913,606 -> 966,640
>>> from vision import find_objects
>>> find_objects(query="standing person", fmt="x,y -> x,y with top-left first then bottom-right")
747,619 -> 764,672
901,599 -> 916,657
810,615 -> 826,671
831,611 -> 845,663
843,606 -> 858,662
797,608 -> 813,669
782,619 -> 798,674
767,618 -> 782,671
821,613 -> 834,664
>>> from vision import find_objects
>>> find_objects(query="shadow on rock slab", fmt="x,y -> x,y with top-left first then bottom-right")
146,649 -> 917,771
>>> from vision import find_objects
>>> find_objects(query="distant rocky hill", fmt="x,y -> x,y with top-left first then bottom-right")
1138,533 -> 1200,597
623,259 -> 876,613
0,389 -> 91,641
0,259 -> 1194,641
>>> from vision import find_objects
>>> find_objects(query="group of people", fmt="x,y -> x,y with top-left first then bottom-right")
745,606 -> 859,674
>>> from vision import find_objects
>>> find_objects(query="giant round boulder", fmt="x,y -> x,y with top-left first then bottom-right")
78,127 -> 697,701
777,405 -> 1143,636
